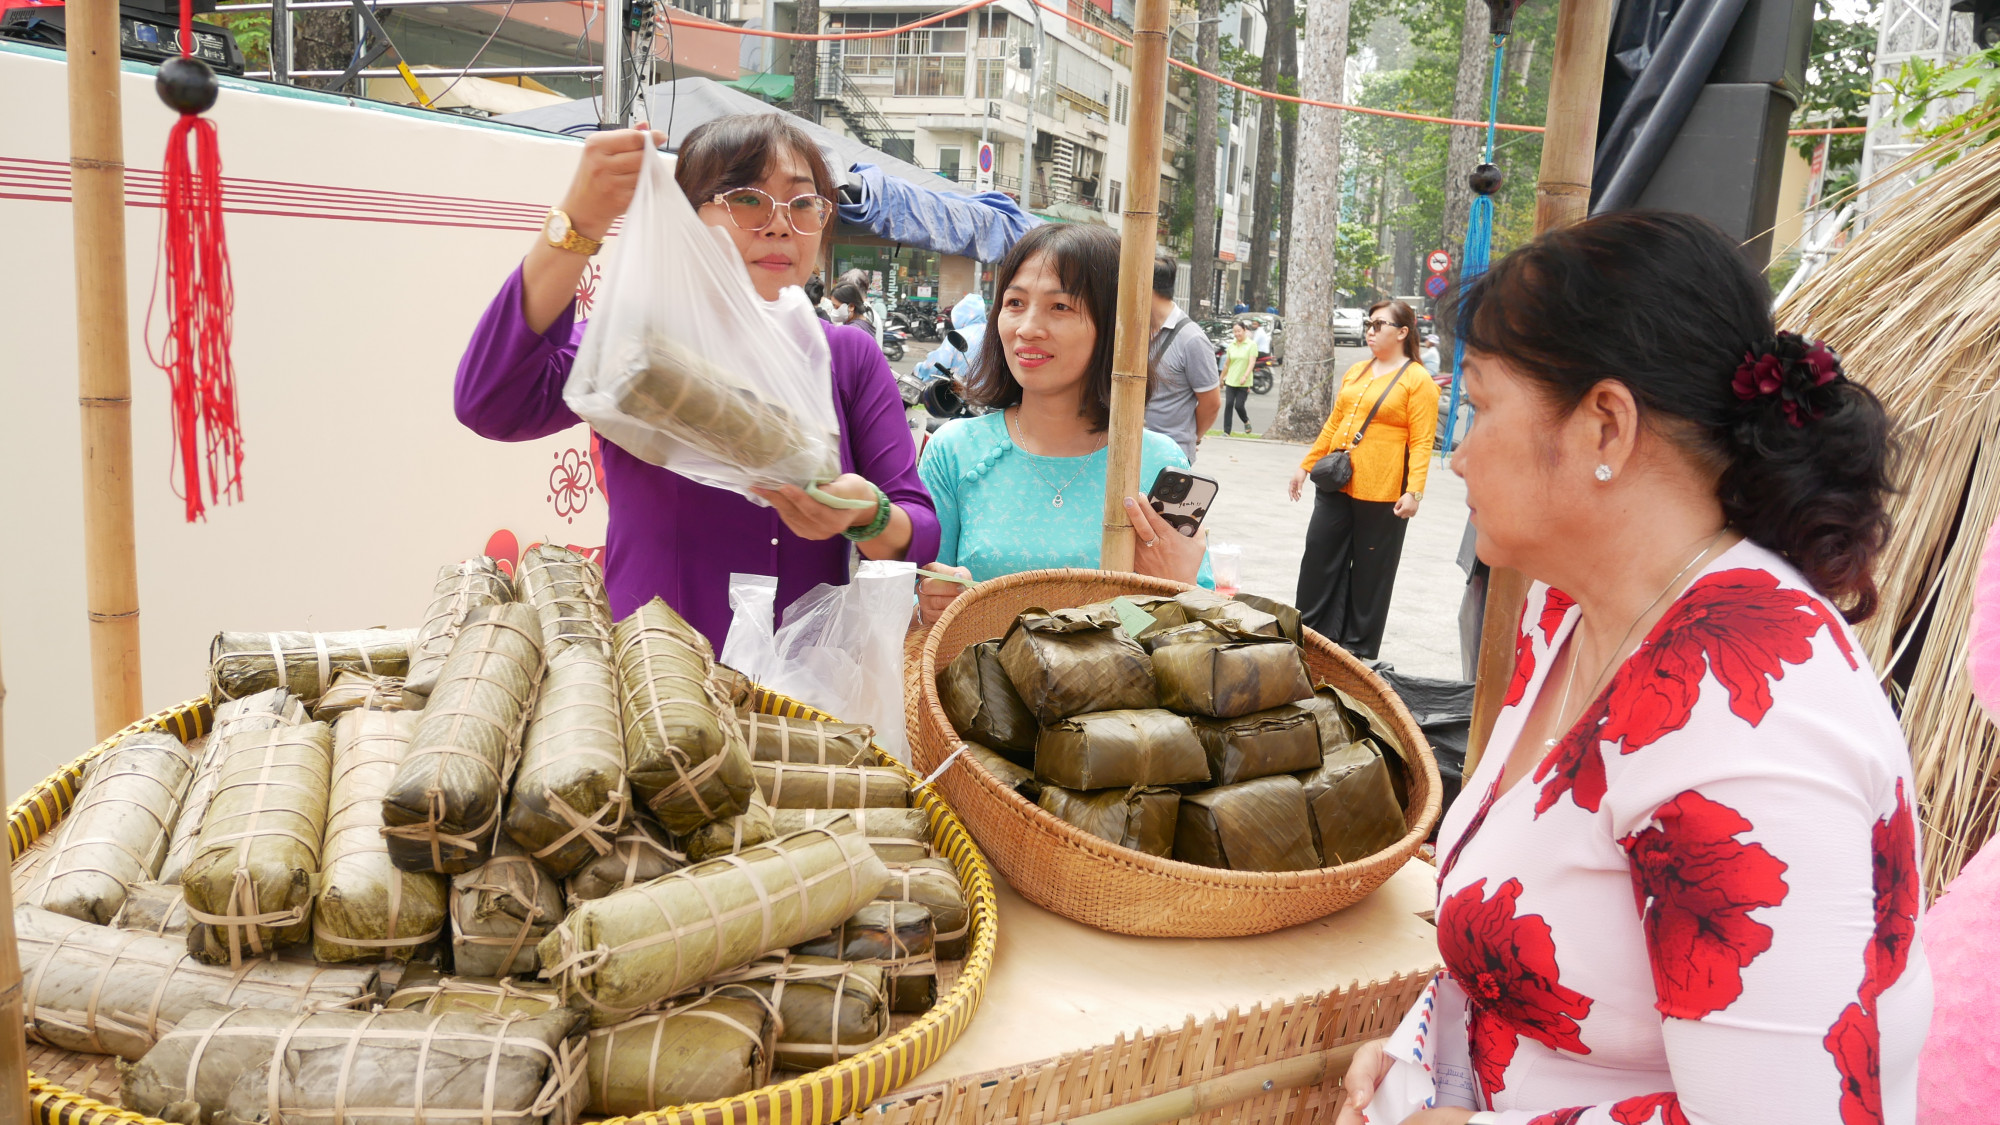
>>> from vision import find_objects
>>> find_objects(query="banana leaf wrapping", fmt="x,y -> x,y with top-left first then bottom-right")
539,821 -> 890,1025
618,333 -> 845,489
209,629 -> 416,704
875,860 -> 968,960
614,598 -> 754,833
504,645 -> 630,877
1138,621 -> 1230,652
703,954 -> 889,1070
384,967 -> 565,1018
111,882 -> 193,939
1294,739 -> 1408,866
966,744 -> 1040,803
712,663 -> 756,710
182,723 -> 335,964
309,672 -> 421,722
518,544 -> 614,659
584,995 -> 772,1115
1151,626 -> 1313,718
1191,704 -> 1323,785
937,640 -> 1038,755
683,789 -> 776,862
32,731 -> 195,924
314,711 -> 447,963
382,603 -> 545,875
738,711 -> 877,766
1172,776 -> 1320,873
1297,688 -> 1364,752
1036,785 -> 1180,858
17,905 -> 376,1060
122,1004 -> 586,1125
1121,591 -> 1284,648
563,816 -> 686,905
998,607 -> 1157,723
752,761 -> 912,809
1230,593 -> 1304,643
794,902 -> 936,1014
1033,709 -> 1209,791
1320,685 -> 1415,809
161,691 -> 309,887
769,808 -> 931,865
12,832 -> 57,907
450,835 -> 565,978
405,557 -> 515,696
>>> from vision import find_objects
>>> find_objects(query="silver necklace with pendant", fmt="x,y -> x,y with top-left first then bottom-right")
1009,409 -> 1101,508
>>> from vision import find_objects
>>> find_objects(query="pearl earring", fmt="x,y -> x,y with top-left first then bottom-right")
1595,464 -> 1614,482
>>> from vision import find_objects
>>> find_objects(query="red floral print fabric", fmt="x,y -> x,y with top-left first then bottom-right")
1621,790 -> 1791,1019
1437,877 -> 1593,1099
1527,1109 -> 1589,1125
1610,1093 -> 1689,1125
1825,781 -> 1920,1124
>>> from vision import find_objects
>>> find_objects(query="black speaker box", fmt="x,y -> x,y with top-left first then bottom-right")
1711,0 -> 1814,91
1634,82 -> 1799,265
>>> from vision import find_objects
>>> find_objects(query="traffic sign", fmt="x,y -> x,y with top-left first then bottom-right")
976,142 -> 995,191
1425,274 -> 1450,299
1426,249 -> 1452,275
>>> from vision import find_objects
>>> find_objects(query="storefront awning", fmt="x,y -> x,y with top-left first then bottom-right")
723,72 -> 794,103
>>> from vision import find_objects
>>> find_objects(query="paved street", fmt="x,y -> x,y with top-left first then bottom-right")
895,339 -> 1471,682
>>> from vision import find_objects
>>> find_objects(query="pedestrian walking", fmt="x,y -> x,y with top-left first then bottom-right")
1146,254 -> 1222,461
1287,299 -> 1439,661
1220,320 -> 1257,436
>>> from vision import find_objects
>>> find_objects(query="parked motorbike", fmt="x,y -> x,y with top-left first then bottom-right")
880,325 -> 907,362
1253,354 -> 1277,395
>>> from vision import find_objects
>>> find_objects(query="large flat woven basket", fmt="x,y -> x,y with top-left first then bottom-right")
11,691 -> 997,1125
911,568 -> 1441,938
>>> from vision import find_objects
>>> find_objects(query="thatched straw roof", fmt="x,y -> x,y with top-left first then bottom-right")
1780,123 -> 2000,896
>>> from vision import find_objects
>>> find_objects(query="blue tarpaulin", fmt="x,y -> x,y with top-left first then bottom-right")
837,164 -> 1043,264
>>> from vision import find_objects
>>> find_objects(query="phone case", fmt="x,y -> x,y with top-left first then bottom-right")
1149,470 -> 1219,537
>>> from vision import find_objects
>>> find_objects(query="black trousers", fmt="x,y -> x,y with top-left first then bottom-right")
1296,490 -> 1410,661
1223,385 -> 1252,432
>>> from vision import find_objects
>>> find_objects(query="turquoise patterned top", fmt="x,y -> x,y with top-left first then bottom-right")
919,411 -> 1214,586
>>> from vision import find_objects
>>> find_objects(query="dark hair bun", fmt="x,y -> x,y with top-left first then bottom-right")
1456,211 -> 1896,620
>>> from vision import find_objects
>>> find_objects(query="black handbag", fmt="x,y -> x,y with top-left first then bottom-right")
1309,361 -> 1411,493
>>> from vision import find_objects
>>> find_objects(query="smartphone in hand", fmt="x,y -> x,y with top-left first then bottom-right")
1147,468 -> 1219,538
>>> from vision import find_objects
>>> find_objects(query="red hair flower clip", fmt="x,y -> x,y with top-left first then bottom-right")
1732,331 -> 1845,427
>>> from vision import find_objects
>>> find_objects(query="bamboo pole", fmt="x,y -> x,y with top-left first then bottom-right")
0,618 -> 32,1125
1465,0 -> 1617,774
70,0 -> 145,740
1066,1041 -> 1362,1125
1100,0 -> 1172,572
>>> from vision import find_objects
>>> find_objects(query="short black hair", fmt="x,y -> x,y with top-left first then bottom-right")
1152,254 -> 1178,298
965,224 -> 1122,432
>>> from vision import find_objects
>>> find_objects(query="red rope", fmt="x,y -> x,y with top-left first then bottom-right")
154,1 -> 243,521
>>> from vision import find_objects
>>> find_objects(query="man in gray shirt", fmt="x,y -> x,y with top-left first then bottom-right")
1147,255 -> 1222,461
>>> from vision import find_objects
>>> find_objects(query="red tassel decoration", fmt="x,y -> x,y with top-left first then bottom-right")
150,3 -> 242,522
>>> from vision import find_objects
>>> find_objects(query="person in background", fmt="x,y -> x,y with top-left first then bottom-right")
805,274 -> 829,321
1221,319 -> 1258,436
454,114 -> 937,649
1287,299 -> 1438,662
1233,300 -> 1251,313
1146,254 -> 1223,461
1336,211 -> 1922,1125
1420,332 -> 1442,372
828,281 -> 876,342
1253,317 -> 1273,357
917,224 -> 1210,621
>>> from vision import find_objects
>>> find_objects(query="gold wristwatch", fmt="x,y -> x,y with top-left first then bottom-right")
542,208 -> 603,257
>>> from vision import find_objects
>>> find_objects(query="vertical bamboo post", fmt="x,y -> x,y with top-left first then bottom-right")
1101,0 -> 1172,572
1465,0 -> 1616,773
0,619 -> 31,1125
70,0 -> 145,740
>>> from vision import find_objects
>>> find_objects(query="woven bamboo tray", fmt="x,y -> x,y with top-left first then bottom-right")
912,568 -> 1441,938
11,690 -> 999,1125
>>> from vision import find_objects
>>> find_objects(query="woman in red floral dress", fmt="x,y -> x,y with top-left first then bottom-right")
1337,213 -> 1928,1125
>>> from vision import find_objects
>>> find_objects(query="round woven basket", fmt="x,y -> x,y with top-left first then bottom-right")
11,692 -> 997,1125
912,568 -> 1441,938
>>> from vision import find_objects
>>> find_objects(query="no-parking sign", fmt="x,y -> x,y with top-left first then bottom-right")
1426,249 -> 1452,275
976,142 -> 995,191
1425,274 -> 1450,298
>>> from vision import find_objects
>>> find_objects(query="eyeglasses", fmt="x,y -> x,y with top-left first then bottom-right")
1364,319 -> 1401,333
705,187 -> 836,234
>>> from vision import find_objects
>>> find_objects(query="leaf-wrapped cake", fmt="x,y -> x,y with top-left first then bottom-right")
613,598 -> 754,834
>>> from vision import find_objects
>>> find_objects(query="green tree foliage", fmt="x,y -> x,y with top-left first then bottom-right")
1793,0 -> 1877,173
1335,221 -> 1388,294
1883,44 -> 2000,155
214,12 -> 271,71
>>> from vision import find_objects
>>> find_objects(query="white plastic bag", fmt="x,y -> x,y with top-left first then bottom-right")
721,562 -> 918,764
565,150 -> 843,501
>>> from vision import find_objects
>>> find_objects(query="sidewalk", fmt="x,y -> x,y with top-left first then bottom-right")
1194,434 -> 1469,682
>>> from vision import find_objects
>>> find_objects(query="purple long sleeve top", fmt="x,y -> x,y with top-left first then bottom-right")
455,266 -> 940,650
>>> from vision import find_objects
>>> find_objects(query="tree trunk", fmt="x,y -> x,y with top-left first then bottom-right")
1275,2 -> 1299,315
1244,0 -> 1291,312
1437,0 -> 1490,359
1268,0 -> 1350,442
294,9 -> 355,78
1188,0 -> 1222,317
790,0 -> 820,120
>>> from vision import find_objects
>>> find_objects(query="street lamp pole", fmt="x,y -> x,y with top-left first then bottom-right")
1019,0 -> 1045,211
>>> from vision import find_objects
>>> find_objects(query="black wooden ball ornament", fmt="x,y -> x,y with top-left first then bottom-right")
1469,162 -> 1504,196
156,56 -> 219,116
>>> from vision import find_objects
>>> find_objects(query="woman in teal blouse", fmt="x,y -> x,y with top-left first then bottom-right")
919,225 -> 1210,621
